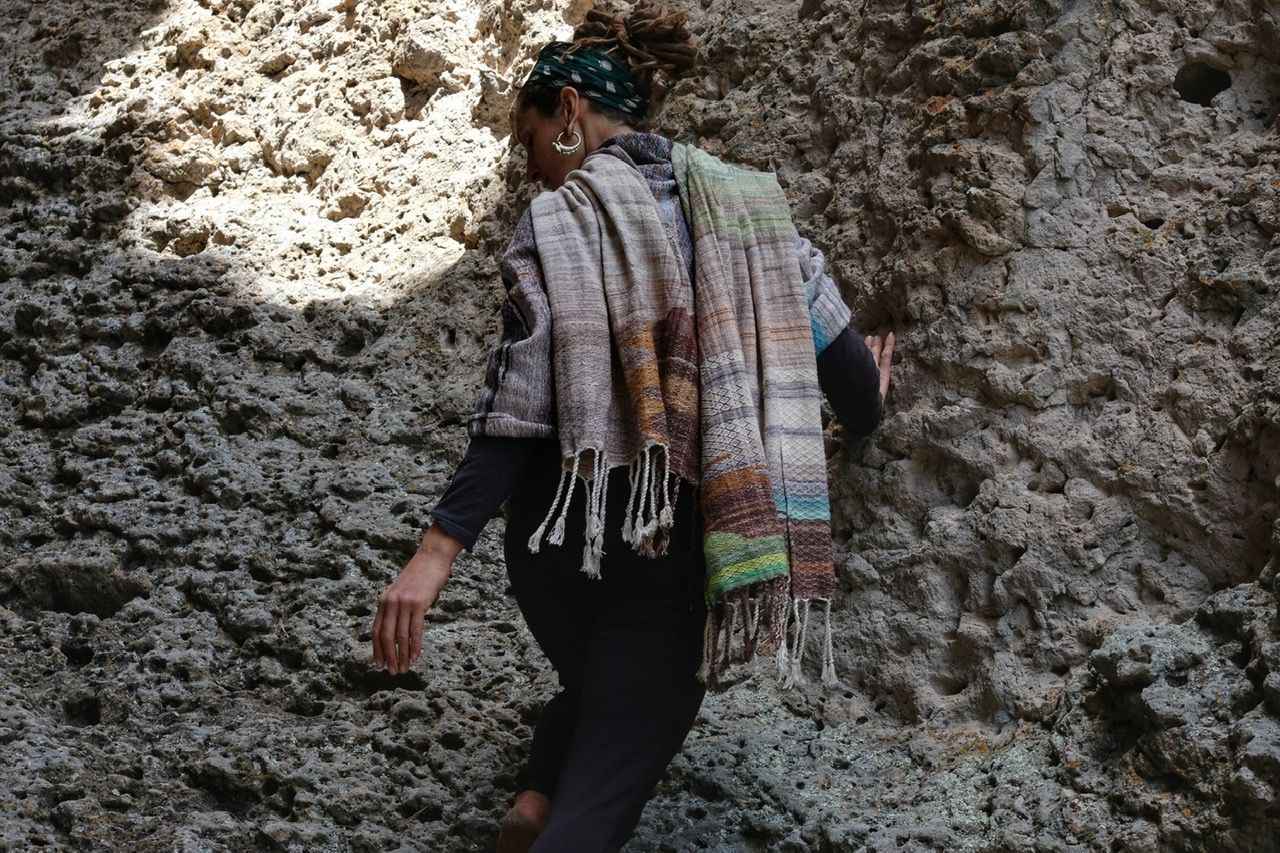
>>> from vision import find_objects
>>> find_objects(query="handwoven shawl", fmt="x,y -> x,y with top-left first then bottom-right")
508,141 -> 850,691
672,142 -> 844,691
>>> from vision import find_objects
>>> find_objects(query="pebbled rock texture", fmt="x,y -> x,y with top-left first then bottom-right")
1,0 -> 1277,850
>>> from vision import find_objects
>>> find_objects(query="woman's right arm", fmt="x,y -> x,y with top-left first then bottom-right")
372,209 -> 554,674
372,524 -> 459,675
425,434 -> 536,550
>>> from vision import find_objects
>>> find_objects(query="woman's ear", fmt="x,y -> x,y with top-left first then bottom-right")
558,86 -> 581,126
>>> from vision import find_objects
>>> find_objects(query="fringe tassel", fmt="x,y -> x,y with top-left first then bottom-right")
775,625 -> 790,681
781,600 -> 799,688
580,449 -> 606,578
658,446 -> 674,529
800,600 -> 812,678
731,597 -> 748,663
744,598 -> 761,660
821,598 -> 839,687
768,574 -> 791,649
772,587 -> 791,680
527,452 -> 576,554
642,445 -> 664,539
631,446 -> 652,546
696,604 -> 718,691
654,445 -> 676,555
535,443 -> 684,569
552,448 -> 587,546
618,443 -> 678,559
639,448 -> 661,550
695,583 -> 840,694
718,596 -> 735,673
591,449 -> 607,539
621,451 -> 641,544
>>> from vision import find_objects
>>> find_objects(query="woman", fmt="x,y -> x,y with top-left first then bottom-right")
371,4 -> 895,850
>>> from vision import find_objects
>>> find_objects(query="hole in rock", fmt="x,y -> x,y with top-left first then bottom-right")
61,642 -> 94,667
44,574 -> 148,619
140,326 -> 174,354
336,330 -> 365,357
286,692 -> 325,717
931,674 -> 969,696
63,694 -> 101,727
1174,62 -> 1231,106
397,799 -> 443,822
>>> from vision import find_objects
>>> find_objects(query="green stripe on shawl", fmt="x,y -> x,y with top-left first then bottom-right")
702,530 -> 790,604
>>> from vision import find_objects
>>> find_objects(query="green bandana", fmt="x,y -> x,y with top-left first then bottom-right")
523,41 -> 647,119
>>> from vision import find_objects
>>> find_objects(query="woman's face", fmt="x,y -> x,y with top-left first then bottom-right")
514,101 -> 584,191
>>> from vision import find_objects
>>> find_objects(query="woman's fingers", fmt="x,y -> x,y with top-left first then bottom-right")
863,330 -> 895,400
379,594 -> 403,672
408,605 -> 427,668
878,331 -> 896,399
372,593 -> 387,669
372,551 -> 453,674
395,602 -> 413,674
372,588 -> 434,672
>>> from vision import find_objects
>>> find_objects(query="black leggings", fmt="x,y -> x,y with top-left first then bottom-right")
504,448 -> 707,852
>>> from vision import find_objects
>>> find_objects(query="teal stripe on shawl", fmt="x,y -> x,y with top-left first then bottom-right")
774,493 -> 833,521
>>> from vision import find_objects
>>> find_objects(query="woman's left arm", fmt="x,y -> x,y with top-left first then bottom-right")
816,326 -> 892,437
796,234 -> 895,435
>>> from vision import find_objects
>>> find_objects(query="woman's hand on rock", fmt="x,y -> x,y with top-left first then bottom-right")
864,331 -> 896,403
372,525 -> 462,675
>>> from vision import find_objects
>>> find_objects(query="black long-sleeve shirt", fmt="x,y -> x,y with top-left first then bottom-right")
428,324 -> 883,551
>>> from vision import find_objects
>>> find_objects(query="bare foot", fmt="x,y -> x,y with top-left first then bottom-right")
498,790 -> 551,853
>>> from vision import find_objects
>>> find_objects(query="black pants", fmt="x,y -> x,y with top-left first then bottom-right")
504,445 -> 707,852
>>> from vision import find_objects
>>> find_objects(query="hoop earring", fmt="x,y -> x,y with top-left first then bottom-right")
552,127 -> 582,155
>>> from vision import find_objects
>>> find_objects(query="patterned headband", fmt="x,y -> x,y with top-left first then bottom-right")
522,41 -> 647,119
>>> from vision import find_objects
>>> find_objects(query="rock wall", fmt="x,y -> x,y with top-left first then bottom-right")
1,0 -> 1277,850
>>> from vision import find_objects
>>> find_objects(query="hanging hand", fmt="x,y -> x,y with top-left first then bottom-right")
372,525 -> 462,674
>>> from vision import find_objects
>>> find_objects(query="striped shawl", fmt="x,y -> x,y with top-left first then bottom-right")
470,139 -> 851,691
